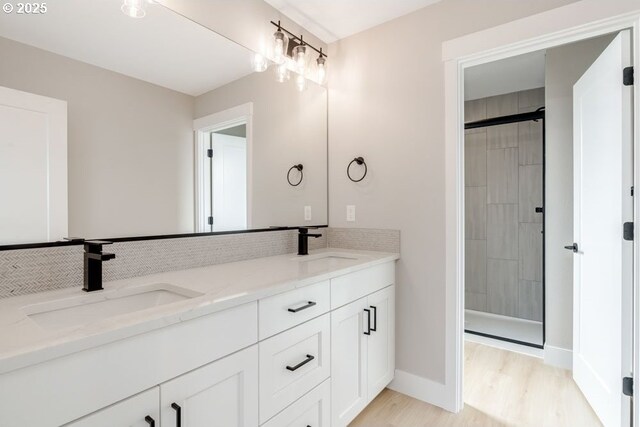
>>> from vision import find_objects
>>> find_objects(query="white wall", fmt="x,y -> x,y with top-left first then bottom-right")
544,33 -> 615,352
0,37 -> 195,239
327,0 -> 580,385
195,72 -> 328,227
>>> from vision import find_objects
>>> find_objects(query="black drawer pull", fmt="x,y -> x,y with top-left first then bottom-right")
364,308 -> 371,335
286,354 -> 315,371
144,416 -> 155,427
370,305 -> 377,332
288,301 -> 317,313
171,403 -> 182,427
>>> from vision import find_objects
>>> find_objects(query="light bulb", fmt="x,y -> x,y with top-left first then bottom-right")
275,62 -> 290,83
295,74 -> 307,92
251,53 -> 268,72
293,45 -> 307,75
121,0 -> 146,18
316,56 -> 327,85
272,30 -> 288,64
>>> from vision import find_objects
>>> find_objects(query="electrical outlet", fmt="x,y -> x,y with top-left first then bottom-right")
346,205 -> 356,222
304,205 -> 312,221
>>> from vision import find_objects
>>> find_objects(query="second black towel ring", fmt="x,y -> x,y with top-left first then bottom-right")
347,157 -> 367,182
287,164 -> 304,186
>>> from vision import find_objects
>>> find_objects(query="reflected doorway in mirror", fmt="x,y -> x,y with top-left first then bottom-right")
193,103 -> 253,232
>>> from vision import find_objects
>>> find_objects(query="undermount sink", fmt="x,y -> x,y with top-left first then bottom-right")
290,252 -> 360,263
22,284 -> 203,331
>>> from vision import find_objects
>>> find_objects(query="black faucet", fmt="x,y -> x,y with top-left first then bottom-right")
298,228 -> 322,256
84,240 -> 116,292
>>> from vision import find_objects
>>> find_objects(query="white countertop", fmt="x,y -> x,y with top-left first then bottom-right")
0,248 -> 398,374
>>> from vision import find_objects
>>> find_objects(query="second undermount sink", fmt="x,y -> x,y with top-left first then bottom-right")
22,283 -> 203,331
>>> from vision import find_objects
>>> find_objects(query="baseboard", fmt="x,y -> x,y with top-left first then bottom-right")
388,369 -> 455,412
544,345 -> 573,370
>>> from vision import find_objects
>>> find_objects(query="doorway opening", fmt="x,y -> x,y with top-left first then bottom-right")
458,29 -> 633,427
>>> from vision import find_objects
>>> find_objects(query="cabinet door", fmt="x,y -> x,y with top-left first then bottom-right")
367,285 -> 395,400
160,345 -> 258,427
331,297 -> 368,427
64,388 -> 159,427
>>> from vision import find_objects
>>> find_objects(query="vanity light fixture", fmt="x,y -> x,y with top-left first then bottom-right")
316,49 -> 327,85
268,20 -> 328,85
121,0 -> 147,18
273,25 -> 289,65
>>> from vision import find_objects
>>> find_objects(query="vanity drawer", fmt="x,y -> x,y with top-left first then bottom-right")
331,261 -> 395,309
259,280 -> 330,339
259,314 -> 331,424
262,379 -> 331,427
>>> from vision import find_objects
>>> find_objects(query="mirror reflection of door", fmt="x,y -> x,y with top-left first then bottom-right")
205,125 -> 247,232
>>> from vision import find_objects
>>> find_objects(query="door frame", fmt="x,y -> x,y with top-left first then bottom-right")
443,5 -> 640,421
193,102 -> 253,232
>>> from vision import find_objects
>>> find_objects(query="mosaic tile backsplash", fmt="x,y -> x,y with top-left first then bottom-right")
0,227 -> 399,299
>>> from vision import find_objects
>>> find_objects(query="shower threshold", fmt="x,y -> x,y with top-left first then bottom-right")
465,309 -> 543,347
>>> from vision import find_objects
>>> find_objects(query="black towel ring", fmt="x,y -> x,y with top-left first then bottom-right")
287,164 -> 304,186
347,157 -> 367,182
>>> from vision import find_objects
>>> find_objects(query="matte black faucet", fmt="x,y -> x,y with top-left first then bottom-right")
298,228 -> 322,256
84,240 -> 116,292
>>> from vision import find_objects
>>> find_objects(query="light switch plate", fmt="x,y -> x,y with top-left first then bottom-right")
304,205 -> 312,221
346,205 -> 356,222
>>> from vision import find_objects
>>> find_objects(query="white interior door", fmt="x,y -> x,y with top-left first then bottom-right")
212,133 -> 247,231
0,86 -> 67,244
572,30 -> 633,427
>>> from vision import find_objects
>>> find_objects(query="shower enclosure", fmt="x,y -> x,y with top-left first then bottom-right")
464,89 -> 545,347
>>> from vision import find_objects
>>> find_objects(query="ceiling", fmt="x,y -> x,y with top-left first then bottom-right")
464,50 -> 546,101
0,0 -> 253,96
264,0 -> 442,43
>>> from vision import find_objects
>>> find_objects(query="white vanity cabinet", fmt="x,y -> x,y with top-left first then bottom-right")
1,258 -> 396,427
331,285 -> 395,427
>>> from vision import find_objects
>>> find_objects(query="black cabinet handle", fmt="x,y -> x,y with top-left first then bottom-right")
144,416 -> 155,427
370,306 -> 377,332
288,301 -> 317,313
286,354 -> 315,371
564,243 -> 578,253
364,308 -> 371,335
171,403 -> 182,427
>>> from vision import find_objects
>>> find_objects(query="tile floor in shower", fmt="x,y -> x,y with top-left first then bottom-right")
465,309 -> 543,346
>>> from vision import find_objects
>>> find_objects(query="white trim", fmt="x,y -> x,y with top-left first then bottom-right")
388,369 -> 452,412
544,345 -> 573,371
193,103 -> 253,231
443,2 -> 640,419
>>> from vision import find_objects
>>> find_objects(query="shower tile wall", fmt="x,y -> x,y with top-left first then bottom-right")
464,88 -> 544,321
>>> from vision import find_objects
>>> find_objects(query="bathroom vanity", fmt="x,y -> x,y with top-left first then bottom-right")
0,249 -> 397,427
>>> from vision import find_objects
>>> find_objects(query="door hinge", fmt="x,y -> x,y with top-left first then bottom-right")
623,222 -> 634,241
207,149 -> 213,158
207,216 -> 213,225
623,376 -> 633,397
623,66 -> 634,86
632,186 -> 634,197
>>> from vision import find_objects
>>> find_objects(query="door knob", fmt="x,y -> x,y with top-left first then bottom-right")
564,243 -> 578,253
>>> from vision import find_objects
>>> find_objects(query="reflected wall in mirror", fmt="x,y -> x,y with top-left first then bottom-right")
0,0 -> 327,245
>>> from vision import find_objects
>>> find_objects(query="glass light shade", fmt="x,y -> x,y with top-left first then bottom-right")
275,62 -> 290,83
272,30 -> 288,64
293,45 -> 308,75
316,56 -> 327,85
295,73 -> 307,92
121,0 -> 146,18
251,53 -> 268,72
